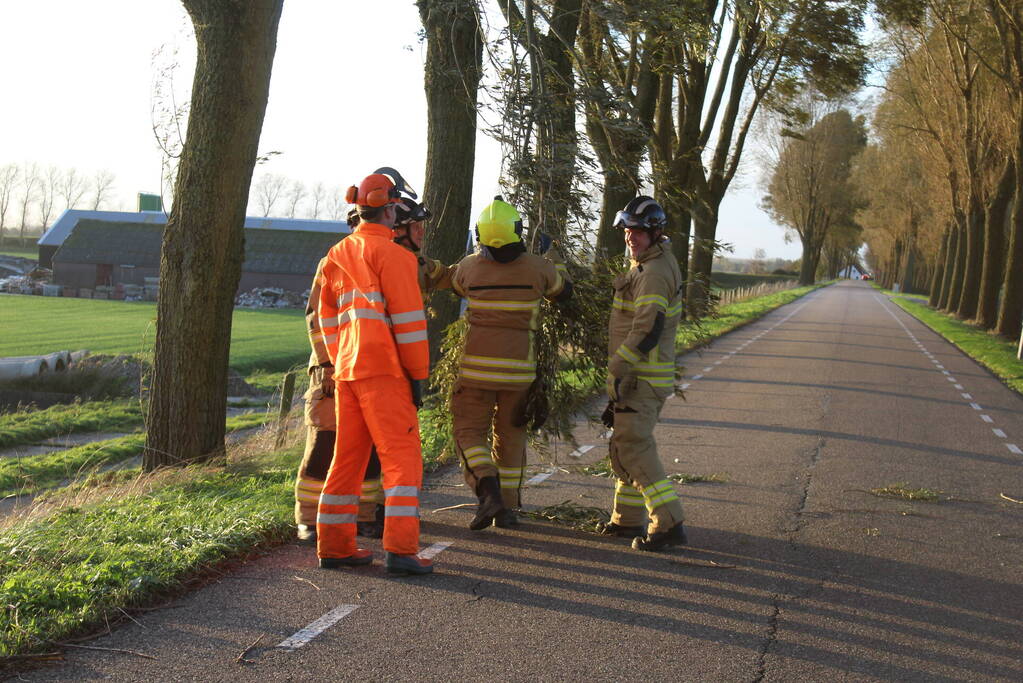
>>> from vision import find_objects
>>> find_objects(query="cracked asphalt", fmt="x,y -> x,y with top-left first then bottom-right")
19,281 -> 1023,682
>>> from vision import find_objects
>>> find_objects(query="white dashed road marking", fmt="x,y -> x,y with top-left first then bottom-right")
526,469 -> 558,485
1008,444 -> 1022,455
993,429 -> 1006,438
981,415 -> 993,423
568,445 -> 596,458
419,541 -> 453,560
277,604 -> 360,651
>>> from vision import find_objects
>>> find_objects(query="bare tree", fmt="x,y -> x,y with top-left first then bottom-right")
17,164 -> 40,242
59,167 -> 89,210
0,163 -> 19,245
36,166 -> 60,231
308,181 -> 326,219
90,169 -> 117,210
145,0 -> 284,470
285,179 -> 306,218
327,186 -> 347,221
253,172 -> 287,217
151,41 -> 190,211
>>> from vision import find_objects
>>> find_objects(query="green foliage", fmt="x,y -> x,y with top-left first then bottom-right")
0,452 -> 295,656
888,296 -> 1023,394
522,500 -> 610,533
711,272 -> 798,290
869,482 -> 942,502
0,295 -> 308,373
0,245 -> 37,259
0,400 -> 142,449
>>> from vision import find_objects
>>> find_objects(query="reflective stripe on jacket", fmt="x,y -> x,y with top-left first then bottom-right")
318,222 -> 429,381
451,251 -> 567,390
608,240 -> 683,388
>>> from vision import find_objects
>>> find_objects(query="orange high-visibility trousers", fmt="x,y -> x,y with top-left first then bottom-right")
317,374 -> 423,558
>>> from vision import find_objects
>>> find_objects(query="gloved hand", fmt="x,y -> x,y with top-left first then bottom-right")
410,379 -> 423,409
607,353 -> 636,402
536,231 -> 553,255
319,363 -> 335,398
600,401 -> 615,429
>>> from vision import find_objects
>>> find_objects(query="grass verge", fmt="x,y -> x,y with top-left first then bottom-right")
0,412 -> 270,499
0,401 -> 142,449
677,282 -> 829,351
0,447 -> 296,658
884,295 -> 1023,395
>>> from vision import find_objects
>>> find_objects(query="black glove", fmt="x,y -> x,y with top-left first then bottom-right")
410,379 -> 423,409
536,231 -> 553,255
600,401 -> 615,429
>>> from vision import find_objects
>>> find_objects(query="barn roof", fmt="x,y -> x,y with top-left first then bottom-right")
38,209 -> 349,247
53,220 -> 342,275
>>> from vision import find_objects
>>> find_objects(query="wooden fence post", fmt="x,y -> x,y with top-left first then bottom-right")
274,371 -> 297,449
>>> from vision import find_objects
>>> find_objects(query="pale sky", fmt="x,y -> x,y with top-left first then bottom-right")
0,1 -> 800,260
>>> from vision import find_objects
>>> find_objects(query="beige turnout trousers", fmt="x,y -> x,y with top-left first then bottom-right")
608,379 -> 684,533
452,385 -> 529,508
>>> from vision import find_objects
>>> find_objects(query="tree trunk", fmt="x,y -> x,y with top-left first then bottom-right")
945,222 -> 968,314
144,0 -> 283,470
978,159 -> 1015,329
594,166 -> 636,262
996,181 -> 1023,339
796,224 -> 818,287
955,192 -> 985,319
687,198 -> 719,312
937,225 -> 958,309
417,0 -> 483,359
929,226 -> 950,306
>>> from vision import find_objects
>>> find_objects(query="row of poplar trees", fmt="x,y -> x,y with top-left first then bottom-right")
857,1 -> 1023,341
143,0 -> 870,468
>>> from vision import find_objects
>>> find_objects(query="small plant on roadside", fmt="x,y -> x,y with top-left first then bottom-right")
522,500 -> 610,533
669,472 -> 728,484
581,457 -> 614,478
869,483 -> 942,502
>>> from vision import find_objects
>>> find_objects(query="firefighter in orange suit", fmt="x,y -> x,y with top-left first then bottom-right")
349,196 -> 454,539
451,197 -> 572,530
315,171 -> 433,575
597,196 -> 687,552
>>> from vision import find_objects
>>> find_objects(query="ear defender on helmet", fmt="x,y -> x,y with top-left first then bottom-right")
346,185 -> 359,204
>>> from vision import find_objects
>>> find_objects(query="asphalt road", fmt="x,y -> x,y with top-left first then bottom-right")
19,281 -> 1023,682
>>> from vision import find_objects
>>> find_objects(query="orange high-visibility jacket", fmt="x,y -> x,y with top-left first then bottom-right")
318,222 -> 429,381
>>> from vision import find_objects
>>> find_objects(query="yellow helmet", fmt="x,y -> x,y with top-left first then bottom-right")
475,197 -> 523,248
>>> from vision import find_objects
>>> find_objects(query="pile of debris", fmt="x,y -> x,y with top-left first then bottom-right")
235,287 -> 307,309
0,266 -> 52,294
74,354 -> 263,397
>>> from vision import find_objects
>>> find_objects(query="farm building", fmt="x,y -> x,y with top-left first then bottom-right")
39,210 -> 349,292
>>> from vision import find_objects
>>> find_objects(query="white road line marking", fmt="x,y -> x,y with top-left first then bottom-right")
419,541 -> 453,560
954,384 -> 964,390
702,366 -> 713,372
981,415 -> 993,423
680,383 -> 691,389
692,374 -> 704,380
569,444 -> 595,458
946,377 -> 957,382
1007,444 -> 1022,455
970,403 -> 982,411
993,429 -> 1006,438
961,393 -> 972,400
277,605 -> 359,651
526,468 -> 558,485
713,360 -> 722,365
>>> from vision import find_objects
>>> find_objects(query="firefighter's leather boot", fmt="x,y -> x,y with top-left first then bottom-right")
357,504 -> 385,539
296,524 -> 316,544
632,522 -> 687,552
493,508 -> 519,528
319,548 -> 373,568
385,552 -> 434,575
469,476 -> 505,530
596,521 -> 644,538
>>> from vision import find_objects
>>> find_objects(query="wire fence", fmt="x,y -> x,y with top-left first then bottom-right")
717,279 -> 799,307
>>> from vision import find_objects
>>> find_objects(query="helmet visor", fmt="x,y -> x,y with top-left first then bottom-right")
614,210 -> 647,229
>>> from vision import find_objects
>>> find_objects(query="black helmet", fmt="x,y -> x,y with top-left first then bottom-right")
614,196 -> 667,231
394,197 -> 432,226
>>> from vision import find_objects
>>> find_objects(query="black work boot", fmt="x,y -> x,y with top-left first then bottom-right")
596,521 -> 644,538
632,522 -> 688,552
469,476 -> 505,531
493,508 -> 519,528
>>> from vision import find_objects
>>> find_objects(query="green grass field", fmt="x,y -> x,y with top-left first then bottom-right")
1,294 -> 308,373
0,245 -> 38,260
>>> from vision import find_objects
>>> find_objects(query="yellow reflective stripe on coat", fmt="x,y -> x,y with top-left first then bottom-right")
634,294 -> 669,310
616,345 -> 640,363
498,466 -> 523,487
467,298 -> 539,311
460,368 -> 536,383
463,354 -> 537,370
612,296 -> 635,311
463,445 -> 494,468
